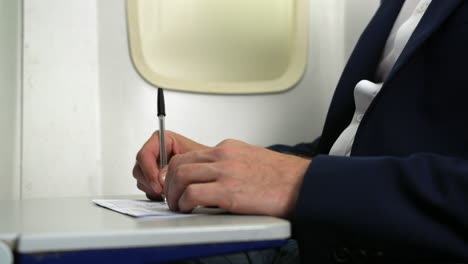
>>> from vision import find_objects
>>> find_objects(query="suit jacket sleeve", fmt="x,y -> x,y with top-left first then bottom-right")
293,153 -> 468,262
267,137 -> 321,158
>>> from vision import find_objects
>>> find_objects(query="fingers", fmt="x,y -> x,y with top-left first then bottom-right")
135,151 -> 162,192
146,193 -> 160,201
133,130 -> 213,201
165,162 -> 219,211
134,163 -> 161,199
133,132 -> 166,197
163,146 -> 241,211
177,182 -> 229,213
136,135 -> 160,177
164,149 -> 220,209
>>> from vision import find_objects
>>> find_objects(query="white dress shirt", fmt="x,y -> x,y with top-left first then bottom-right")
329,0 -> 432,156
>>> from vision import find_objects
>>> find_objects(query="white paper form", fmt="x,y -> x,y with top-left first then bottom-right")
93,199 -> 225,218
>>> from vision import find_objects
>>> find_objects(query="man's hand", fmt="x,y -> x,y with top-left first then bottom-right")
164,139 -> 311,218
133,130 -> 208,200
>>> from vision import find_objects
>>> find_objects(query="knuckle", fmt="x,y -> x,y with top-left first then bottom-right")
152,130 -> 160,137
177,164 -> 190,178
136,149 -> 149,163
132,165 -> 139,178
184,185 -> 200,201
169,167 -> 181,187
165,130 -> 174,137
224,200 -> 235,212
172,164 -> 191,184
217,189 -> 235,211
217,179 -> 242,212
136,182 -> 145,191
167,156 -> 181,177
212,145 -> 232,158
169,154 -> 181,166
218,138 -> 238,146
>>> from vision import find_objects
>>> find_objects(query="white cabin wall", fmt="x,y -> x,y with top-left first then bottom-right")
15,0 -> 379,199
0,0 -> 21,200
21,0 -> 102,198
344,0 -> 381,58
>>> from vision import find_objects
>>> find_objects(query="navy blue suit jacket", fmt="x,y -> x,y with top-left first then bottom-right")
272,0 -> 468,263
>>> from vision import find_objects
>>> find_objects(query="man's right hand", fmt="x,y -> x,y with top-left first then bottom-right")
132,130 -> 208,200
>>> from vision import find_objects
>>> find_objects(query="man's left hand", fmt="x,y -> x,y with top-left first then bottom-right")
163,139 -> 311,218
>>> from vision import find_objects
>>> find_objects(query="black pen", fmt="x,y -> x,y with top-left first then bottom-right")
157,88 -> 167,203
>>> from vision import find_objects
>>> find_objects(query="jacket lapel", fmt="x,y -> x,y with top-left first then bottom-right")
385,0 -> 464,82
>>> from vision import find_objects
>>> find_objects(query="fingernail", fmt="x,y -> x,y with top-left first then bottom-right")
160,167 -> 167,184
